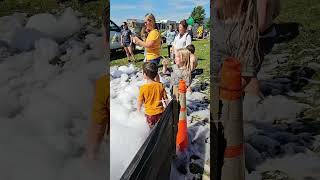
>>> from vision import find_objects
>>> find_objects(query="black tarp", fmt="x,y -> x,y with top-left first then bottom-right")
120,100 -> 180,180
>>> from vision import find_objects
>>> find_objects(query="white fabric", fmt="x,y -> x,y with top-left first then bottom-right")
172,32 -> 191,51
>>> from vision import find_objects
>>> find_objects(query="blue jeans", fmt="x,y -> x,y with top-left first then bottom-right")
148,57 -> 161,65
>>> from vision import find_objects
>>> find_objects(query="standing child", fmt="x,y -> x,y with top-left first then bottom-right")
137,62 -> 168,129
186,44 -> 198,71
162,48 -> 193,98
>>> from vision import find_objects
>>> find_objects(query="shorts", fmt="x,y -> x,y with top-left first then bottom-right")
123,42 -> 131,47
145,113 -> 162,128
148,57 -> 161,65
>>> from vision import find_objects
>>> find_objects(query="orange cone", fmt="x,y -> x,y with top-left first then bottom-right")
176,80 -> 188,152
220,57 -> 245,180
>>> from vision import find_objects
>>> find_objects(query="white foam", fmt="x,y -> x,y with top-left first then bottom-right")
110,66 -> 210,179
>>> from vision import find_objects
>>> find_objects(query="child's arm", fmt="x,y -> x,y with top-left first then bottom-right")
187,86 -> 192,92
137,99 -> 142,112
190,55 -> 198,71
162,58 -> 169,73
137,87 -> 144,112
162,87 -> 169,107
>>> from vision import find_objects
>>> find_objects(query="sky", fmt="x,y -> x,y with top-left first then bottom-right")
110,0 -> 210,25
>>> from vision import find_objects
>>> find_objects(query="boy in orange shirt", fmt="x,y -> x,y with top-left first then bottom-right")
137,62 -> 168,129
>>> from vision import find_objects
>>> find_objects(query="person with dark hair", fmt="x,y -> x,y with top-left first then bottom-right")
172,19 -> 192,60
162,24 -> 177,59
186,44 -> 198,71
137,62 -> 168,129
121,22 -> 136,63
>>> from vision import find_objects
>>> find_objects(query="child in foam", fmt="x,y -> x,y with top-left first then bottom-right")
162,48 -> 193,98
137,62 -> 168,129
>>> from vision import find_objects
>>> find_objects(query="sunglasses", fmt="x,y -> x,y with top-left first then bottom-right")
144,19 -> 152,24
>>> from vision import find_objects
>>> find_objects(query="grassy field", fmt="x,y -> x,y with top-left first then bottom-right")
0,0 -> 106,26
111,39 -> 210,82
274,0 -> 320,73
275,0 -> 320,108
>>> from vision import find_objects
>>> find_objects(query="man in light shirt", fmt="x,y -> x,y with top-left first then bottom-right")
162,24 -> 177,59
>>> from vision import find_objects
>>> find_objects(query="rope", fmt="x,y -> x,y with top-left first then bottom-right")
238,0 -> 261,70
223,0 -> 261,72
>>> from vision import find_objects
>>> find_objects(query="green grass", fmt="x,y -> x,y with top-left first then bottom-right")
274,0 -> 320,115
111,39 -> 210,82
274,0 -> 320,73
0,0 -> 105,27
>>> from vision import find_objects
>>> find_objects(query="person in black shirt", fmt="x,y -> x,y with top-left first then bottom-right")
121,22 -> 136,62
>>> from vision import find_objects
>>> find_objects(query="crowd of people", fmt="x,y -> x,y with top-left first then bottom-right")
84,0 -> 283,168
80,3 -> 293,180
135,0 -> 282,153
126,13 -> 199,129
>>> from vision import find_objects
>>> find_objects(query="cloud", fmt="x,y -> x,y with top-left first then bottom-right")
168,4 -> 194,10
157,11 -> 191,21
168,0 -> 209,6
111,0 -> 209,24
193,0 -> 210,6
111,4 -> 136,11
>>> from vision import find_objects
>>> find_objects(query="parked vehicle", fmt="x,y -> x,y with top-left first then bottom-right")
110,20 -> 122,52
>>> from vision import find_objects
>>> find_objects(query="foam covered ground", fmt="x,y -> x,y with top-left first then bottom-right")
245,43 -> 320,179
110,65 -> 210,180
0,9 -> 108,180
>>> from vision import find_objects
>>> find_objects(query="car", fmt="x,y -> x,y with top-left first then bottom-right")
110,20 -> 122,52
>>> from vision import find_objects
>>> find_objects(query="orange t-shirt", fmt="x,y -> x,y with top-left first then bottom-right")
138,82 -> 166,116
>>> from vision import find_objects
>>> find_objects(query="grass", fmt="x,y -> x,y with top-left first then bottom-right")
110,39 -> 210,82
274,0 -> 320,73
0,0 -> 105,27
274,0 -> 320,119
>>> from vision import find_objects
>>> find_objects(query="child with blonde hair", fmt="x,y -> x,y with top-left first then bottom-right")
163,48 -> 192,98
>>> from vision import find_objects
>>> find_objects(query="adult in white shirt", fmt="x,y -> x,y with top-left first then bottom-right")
172,19 -> 192,59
